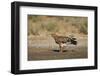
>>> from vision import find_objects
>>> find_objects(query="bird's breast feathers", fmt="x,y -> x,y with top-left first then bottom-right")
61,43 -> 67,47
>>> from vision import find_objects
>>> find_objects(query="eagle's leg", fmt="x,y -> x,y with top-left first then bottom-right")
59,43 -> 63,52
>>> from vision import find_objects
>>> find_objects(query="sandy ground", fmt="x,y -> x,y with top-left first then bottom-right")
28,36 -> 88,61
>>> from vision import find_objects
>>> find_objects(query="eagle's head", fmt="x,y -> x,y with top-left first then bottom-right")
51,33 -> 58,37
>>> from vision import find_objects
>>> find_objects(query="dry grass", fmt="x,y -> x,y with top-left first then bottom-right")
28,15 -> 88,36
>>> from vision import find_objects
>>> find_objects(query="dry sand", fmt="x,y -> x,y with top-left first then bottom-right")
28,36 -> 88,61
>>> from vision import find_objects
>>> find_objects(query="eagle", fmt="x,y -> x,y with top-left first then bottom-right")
51,33 -> 77,52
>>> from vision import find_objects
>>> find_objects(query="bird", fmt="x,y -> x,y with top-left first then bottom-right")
51,33 -> 77,52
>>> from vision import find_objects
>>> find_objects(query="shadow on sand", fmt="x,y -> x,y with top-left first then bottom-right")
52,50 -> 69,52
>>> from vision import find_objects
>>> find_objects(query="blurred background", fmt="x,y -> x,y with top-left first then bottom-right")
28,15 -> 88,37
